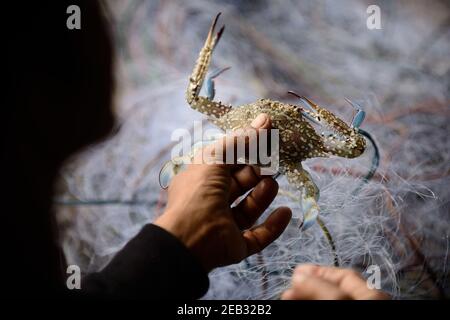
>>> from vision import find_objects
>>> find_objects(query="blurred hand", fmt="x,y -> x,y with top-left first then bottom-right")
281,264 -> 390,300
155,114 -> 292,272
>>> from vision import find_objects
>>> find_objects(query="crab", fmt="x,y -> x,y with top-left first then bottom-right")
160,13 -> 367,230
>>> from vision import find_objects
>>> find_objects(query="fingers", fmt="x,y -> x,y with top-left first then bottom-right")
229,165 -> 262,203
282,264 -> 390,300
281,272 -> 351,300
242,207 -> 291,257
194,114 -> 271,168
232,177 -> 279,230
296,264 -> 366,294
295,264 -> 387,300
217,113 -> 270,167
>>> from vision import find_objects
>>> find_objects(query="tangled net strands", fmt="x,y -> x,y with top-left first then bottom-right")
55,0 -> 450,299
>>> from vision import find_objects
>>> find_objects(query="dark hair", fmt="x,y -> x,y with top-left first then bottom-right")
3,1 -> 115,295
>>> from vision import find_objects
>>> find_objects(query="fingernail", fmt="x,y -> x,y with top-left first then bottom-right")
251,114 -> 267,128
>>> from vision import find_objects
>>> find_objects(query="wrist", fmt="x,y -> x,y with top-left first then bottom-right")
154,210 -> 212,272
154,211 -> 181,240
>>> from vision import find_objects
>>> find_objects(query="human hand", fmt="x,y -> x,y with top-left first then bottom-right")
281,264 -> 390,300
154,114 -> 292,272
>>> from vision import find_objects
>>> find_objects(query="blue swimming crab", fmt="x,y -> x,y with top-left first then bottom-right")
160,13 -> 367,230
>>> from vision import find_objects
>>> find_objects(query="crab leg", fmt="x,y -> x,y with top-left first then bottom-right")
281,163 -> 320,230
277,178 -> 339,265
186,13 -> 232,118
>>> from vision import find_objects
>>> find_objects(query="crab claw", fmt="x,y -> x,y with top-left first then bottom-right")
159,136 -> 225,189
288,91 -> 327,126
209,12 -> 225,50
345,98 -> 366,129
297,96 -> 328,126
288,91 -> 317,113
288,91 -> 322,125
159,156 -> 190,189
206,67 -> 231,100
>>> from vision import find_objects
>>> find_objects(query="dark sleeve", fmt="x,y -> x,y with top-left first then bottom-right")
81,224 -> 209,299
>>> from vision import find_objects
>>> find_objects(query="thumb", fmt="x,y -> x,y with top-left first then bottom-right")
195,113 -> 272,166
250,113 -> 271,129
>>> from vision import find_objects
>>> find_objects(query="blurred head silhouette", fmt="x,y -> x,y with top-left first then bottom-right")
5,1 -> 115,167
3,0 -> 115,295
